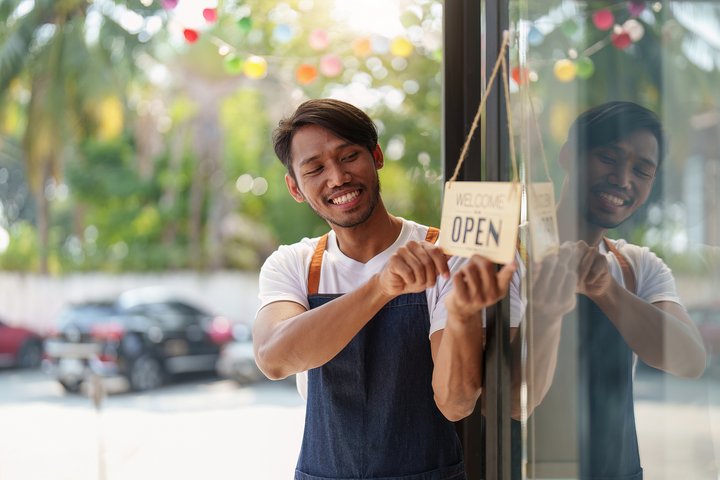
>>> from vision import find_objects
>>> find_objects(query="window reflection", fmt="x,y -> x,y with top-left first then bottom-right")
514,2 -> 720,479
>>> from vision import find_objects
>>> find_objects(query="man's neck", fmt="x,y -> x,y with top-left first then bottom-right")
556,197 -> 606,246
331,202 -> 403,263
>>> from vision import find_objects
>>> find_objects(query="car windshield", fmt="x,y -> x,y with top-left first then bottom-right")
56,304 -> 117,327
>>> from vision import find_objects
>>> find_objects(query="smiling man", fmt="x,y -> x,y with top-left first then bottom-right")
252,98 -> 515,480
536,101 -> 707,479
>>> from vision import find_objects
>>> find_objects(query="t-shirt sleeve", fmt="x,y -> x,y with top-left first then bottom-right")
509,262 -> 524,328
629,245 -> 683,306
428,255 -> 467,337
258,244 -> 311,311
428,254 -> 523,335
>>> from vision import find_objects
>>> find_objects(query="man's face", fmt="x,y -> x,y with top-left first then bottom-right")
285,124 -> 382,229
580,129 -> 659,229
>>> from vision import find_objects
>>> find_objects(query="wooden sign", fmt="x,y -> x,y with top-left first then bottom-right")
527,182 -> 559,258
439,182 -> 521,264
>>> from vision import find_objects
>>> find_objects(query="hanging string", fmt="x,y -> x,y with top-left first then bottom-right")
448,31 -> 512,184
525,86 -> 552,182
500,55 -> 518,183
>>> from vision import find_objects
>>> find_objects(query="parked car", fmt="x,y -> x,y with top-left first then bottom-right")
44,289 -> 233,393
215,322 -> 265,384
0,318 -> 44,369
689,304 -> 720,376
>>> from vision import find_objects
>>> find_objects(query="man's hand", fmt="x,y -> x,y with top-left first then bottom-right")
377,241 -> 451,298
572,241 -> 614,299
530,242 -> 581,319
445,255 -> 516,319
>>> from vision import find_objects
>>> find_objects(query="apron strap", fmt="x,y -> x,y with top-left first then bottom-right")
307,234 -> 328,296
603,237 -> 637,295
306,226 -> 441,296
425,226 -> 440,244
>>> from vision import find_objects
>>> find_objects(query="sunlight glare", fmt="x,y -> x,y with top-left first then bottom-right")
332,0 -> 404,36
0,227 -> 9,254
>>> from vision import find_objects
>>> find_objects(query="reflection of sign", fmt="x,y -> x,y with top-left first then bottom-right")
528,182 -> 559,258
439,182 -> 521,264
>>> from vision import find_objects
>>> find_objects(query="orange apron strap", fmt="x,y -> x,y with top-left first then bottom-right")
309,227 -> 437,295
603,237 -> 637,295
425,226 -> 440,244
307,234 -> 329,296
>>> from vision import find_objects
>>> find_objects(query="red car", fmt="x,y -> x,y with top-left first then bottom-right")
0,318 -> 44,368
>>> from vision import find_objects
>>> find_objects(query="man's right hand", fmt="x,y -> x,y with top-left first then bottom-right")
530,242 -> 581,320
377,241 -> 451,298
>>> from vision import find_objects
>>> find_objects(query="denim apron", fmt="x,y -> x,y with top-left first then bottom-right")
577,239 -> 642,480
295,228 -> 465,480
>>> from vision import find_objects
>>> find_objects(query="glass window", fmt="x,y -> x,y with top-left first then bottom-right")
508,2 -> 720,478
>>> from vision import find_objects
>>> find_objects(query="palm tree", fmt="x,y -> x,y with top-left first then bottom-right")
0,0 -> 163,272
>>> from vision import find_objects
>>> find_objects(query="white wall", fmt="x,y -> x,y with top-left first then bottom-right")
0,271 -> 260,334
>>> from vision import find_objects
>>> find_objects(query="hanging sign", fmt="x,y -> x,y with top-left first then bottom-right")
439,182 -> 521,264
527,182 -> 559,258
438,32 -> 521,265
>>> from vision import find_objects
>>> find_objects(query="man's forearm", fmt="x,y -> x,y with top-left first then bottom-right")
254,274 -> 394,379
431,313 -> 484,422
510,314 -> 562,419
590,282 -> 706,378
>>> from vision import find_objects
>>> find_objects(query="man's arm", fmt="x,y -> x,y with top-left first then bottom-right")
588,284 -> 706,378
253,241 -> 451,380
430,256 -> 515,422
509,244 -> 579,418
576,242 -> 706,378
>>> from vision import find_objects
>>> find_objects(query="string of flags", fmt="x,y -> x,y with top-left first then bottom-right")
161,0 -> 659,86
161,0 -> 419,84
517,0 -> 660,84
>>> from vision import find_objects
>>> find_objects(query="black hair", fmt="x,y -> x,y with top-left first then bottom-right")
567,101 -> 665,164
272,99 -> 378,178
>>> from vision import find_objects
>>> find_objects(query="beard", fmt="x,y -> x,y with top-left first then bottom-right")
583,209 -> 626,229
304,173 -> 382,229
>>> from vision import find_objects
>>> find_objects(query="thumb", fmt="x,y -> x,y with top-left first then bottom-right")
497,261 -> 517,289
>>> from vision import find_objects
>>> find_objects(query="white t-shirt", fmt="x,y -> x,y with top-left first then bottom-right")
259,217 -> 523,399
600,238 -> 682,305
260,217 -> 467,337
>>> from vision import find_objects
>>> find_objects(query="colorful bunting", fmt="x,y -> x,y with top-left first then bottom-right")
592,9 -> 615,31
320,55 -> 343,77
296,64 -> 318,84
183,28 -> 199,43
244,55 -> 268,79
203,8 -> 217,23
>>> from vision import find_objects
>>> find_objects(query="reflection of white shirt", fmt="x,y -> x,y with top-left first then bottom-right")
258,217 -> 522,400
600,238 -> 682,306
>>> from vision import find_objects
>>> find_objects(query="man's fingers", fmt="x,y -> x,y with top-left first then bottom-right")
389,254 -> 417,286
408,242 -> 440,287
426,244 -> 451,279
452,269 -> 470,302
496,261 -> 516,292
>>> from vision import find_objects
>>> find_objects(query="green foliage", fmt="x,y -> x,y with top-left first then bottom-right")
0,221 -> 39,270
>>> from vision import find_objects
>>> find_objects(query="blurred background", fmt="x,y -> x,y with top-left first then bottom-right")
0,0 -> 444,479
1,0 -> 719,479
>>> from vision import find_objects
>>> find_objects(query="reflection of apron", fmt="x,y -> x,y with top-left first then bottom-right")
295,228 -> 466,480
578,239 -> 642,480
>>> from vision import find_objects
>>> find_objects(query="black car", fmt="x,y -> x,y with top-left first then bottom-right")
44,290 -> 233,393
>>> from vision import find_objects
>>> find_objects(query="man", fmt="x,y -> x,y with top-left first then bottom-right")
527,101 -> 706,479
253,98 -> 515,480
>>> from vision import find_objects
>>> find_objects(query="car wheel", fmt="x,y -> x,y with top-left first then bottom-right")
59,380 -> 81,394
128,355 -> 164,392
17,340 -> 42,368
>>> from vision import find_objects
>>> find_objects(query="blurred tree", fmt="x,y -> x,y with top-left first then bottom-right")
0,0 -> 165,272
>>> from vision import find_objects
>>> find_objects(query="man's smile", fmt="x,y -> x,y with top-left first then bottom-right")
598,191 -> 629,207
328,188 -> 362,206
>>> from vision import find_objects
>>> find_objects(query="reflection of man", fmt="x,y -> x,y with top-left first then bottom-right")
530,101 -> 706,479
252,99 -> 515,479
